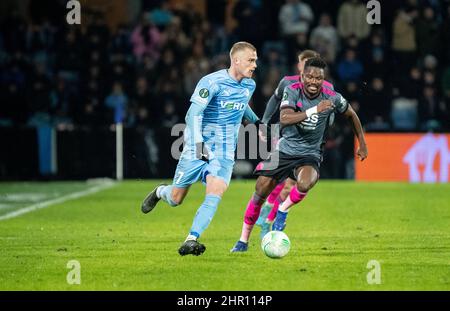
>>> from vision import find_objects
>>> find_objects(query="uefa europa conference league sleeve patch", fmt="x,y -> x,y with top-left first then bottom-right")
199,88 -> 209,98
280,92 -> 289,107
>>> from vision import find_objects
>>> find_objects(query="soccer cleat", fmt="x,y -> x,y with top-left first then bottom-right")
259,220 -> 273,239
230,240 -> 248,253
178,240 -> 206,256
255,202 -> 272,226
141,183 -> 167,214
272,219 -> 286,231
272,210 -> 288,231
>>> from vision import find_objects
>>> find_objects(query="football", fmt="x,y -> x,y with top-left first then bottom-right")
261,231 -> 291,258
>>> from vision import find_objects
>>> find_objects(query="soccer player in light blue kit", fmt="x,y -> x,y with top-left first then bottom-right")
141,42 -> 264,256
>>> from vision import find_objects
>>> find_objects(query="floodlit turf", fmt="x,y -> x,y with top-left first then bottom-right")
0,180 -> 449,290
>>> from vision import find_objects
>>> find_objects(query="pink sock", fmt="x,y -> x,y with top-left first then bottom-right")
267,182 -> 285,204
244,193 -> 264,225
240,193 -> 265,242
267,196 -> 282,222
279,187 -> 307,212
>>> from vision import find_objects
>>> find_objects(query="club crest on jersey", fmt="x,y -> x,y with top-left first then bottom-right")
199,88 -> 209,98
220,101 -> 246,110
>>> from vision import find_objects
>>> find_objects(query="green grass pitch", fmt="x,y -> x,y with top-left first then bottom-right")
0,180 -> 449,290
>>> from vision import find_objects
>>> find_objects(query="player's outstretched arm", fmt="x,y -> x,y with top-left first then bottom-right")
262,77 -> 287,124
344,104 -> 368,161
261,94 -> 279,124
243,105 -> 260,124
185,102 -> 210,162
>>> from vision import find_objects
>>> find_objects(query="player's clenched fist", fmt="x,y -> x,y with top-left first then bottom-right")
317,100 -> 335,113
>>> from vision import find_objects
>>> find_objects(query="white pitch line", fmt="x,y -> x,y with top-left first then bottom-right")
0,182 -> 115,221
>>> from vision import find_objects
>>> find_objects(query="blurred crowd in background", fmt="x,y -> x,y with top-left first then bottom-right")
1,0 -> 449,178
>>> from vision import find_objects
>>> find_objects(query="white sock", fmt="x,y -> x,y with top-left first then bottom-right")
185,234 -> 197,242
278,197 -> 294,212
156,185 -> 165,198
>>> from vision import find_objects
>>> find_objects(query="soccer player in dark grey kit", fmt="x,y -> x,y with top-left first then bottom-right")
255,49 -> 335,238
231,57 -> 368,252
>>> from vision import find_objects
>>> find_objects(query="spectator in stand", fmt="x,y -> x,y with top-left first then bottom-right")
337,49 -> 364,83
392,8 -> 418,81
278,0 -> 314,61
415,6 -> 441,59
337,0 -> 371,41
364,30 -> 389,81
160,99 -> 179,128
105,82 -> 128,125
309,13 -> 339,64
278,0 -> 314,36
365,77 -> 391,127
130,14 -> 163,62
149,1 -> 174,30
164,15 -> 191,56
130,76 -> 159,127
418,86 -> 447,131
397,66 -> 422,100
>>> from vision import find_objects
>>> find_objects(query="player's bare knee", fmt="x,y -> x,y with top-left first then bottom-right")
206,177 -> 227,197
171,194 -> 183,206
296,179 -> 314,193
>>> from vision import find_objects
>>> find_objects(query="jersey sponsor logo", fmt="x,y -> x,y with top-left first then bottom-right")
299,114 -> 319,130
199,88 -> 209,98
219,101 -> 246,111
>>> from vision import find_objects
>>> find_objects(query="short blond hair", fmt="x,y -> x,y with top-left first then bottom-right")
229,41 -> 257,59
298,50 -> 320,61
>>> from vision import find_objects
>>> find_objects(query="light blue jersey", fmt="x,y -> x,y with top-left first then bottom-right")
174,69 -> 257,187
183,69 -> 256,161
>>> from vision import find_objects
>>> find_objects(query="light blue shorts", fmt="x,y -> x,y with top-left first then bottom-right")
172,157 -> 235,188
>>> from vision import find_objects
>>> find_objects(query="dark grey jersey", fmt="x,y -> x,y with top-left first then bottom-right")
263,75 -> 336,124
277,82 -> 348,160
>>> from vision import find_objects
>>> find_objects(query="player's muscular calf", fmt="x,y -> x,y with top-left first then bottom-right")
255,176 -> 279,199
171,187 -> 190,205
